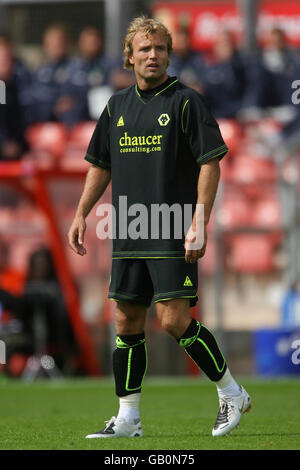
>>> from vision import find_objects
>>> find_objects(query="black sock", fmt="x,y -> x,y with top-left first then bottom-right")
113,332 -> 147,397
177,318 -> 227,381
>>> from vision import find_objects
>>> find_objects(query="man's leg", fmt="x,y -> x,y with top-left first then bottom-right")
86,259 -> 153,438
86,300 -> 148,438
113,301 -> 148,423
156,299 -> 230,381
155,299 -> 251,436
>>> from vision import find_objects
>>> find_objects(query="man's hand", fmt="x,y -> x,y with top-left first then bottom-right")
68,215 -> 87,256
67,165 -> 111,256
184,225 -> 207,263
184,158 -> 220,263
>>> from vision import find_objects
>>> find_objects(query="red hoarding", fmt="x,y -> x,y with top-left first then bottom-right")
152,1 -> 300,50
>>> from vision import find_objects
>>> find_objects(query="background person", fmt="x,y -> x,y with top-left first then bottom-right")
167,27 -> 204,93
31,24 -> 87,126
0,38 -> 30,160
202,30 -> 247,119
70,27 -> 116,120
76,26 -> 115,89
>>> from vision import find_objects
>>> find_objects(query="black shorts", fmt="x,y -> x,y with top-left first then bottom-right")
108,258 -> 198,308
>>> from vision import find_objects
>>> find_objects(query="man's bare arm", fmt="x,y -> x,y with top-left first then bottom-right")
185,158 -> 220,263
68,165 -> 111,255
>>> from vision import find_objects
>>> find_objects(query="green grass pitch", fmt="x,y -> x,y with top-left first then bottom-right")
0,376 -> 299,450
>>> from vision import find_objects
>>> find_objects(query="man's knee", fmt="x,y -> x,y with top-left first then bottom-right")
115,301 -> 147,335
156,299 -> 191,339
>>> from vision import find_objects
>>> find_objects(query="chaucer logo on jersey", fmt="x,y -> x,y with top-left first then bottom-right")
158,113 -> 170,126
119,132 -> 163,155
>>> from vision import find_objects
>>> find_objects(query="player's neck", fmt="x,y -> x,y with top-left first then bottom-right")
136,73 -> 169,91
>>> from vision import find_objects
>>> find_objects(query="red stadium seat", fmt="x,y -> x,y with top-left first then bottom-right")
217,197 -> 253,229
16,204 -> 47,234
253,118 -> 282,137
61,121 -> 96,170
217,119 -> 243,155
68,121 -> 96,148
200,237 -> 216,276
239,182 -> 275,202
59,153 -> 90,171
252,198 -> 281,229
0,208 -> 15,228
0,205 -> 46,237
243,118 -> 282,147
25,122 -> 68,161
230,155 -> 277,184
226,234 -> 276,273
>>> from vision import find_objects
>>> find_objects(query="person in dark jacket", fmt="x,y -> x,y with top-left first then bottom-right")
0,39 -> 29,160
202,31 -> 247,119
31,24 -> 87,126
167,28 -> 204,93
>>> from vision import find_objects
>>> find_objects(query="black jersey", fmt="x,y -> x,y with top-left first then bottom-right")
85,77 -> 228,259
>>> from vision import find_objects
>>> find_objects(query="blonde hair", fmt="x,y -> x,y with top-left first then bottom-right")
123,16 -> 172,70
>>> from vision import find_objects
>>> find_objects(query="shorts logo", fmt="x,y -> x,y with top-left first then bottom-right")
184,276 -> 193,287
117,116 -> 124,127
158,113 -> 170,126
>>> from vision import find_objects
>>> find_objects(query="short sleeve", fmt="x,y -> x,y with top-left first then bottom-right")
182,93 -> 228,166
84,103 -> 111,170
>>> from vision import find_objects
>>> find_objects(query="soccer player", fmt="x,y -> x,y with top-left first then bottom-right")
68,16 -> 251,438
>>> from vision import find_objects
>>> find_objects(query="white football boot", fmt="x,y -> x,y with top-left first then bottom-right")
85,416 -> 143,438
212,386 -> 251,437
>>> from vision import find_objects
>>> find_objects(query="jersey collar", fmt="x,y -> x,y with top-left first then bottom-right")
135,76 -> 178,103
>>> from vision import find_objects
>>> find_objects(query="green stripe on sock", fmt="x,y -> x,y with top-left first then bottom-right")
179,321 -> 201,348
197,338 -> 226,374
125,343 -> 148,392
